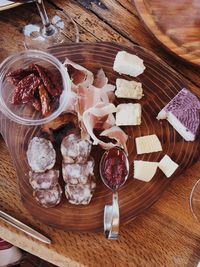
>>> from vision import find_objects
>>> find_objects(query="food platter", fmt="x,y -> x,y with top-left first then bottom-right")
134,0 -> 200,67
0,1 -> 21,11
0,42 -> 199,232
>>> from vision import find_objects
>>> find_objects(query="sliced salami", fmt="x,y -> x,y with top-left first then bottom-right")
61,134 -> 92,164
33,184 -> 62,208
27,137 -> 56,173
29,170 -> 59,190
62,158 -> 94,185
65,179 -> 96,205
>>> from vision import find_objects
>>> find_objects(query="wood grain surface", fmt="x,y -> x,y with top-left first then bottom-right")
0,1 -> 200,266
134,0 -> 200,66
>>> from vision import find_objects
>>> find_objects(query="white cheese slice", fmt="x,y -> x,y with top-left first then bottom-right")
135,134 -> 162,154
113,51 -> 146,77
158,154 -> 178,178
134,160 -> 158,182
115,78 -> 144,100
116,103 -> 142,126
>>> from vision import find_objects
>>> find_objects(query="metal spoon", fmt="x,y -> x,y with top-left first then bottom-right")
100,147 -> 129,240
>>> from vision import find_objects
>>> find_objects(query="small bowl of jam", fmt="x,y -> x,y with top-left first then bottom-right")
0,50 -> 71,125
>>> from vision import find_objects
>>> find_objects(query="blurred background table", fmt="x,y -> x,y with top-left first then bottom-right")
0,1 -> 200,266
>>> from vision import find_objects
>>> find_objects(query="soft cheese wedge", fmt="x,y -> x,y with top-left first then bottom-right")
134,160 -> 158,182
115,78 -> 144,100
157,88 -> 200,141
116,103 -> 142,126
135,134 -> 162,155
158,155 -> 178,178
113,51 -> 146,77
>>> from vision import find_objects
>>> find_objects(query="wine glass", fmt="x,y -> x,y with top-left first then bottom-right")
12,0 -> 79,49
190,179 -> 200,221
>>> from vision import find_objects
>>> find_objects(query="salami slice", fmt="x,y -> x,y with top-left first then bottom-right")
29,170 -> 59,190
27,137 -> 56,172
65,179 -> 96,205
61,134 -> 92,164
62,158 -> 94,185
33,184 -> 62,208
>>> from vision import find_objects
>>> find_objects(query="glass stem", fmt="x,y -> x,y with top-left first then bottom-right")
36,0 -> 55,36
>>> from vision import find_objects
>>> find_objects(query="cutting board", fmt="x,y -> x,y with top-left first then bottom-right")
134,0 -> 200,67
0,42 -> 199,232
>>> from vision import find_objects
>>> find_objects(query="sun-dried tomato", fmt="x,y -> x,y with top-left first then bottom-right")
12,74 -> 41,104
7,68 -> 38,85
7,63 -> 63,117
33,64 -> 62,97
38,84 -> 50,117
32,98 -> 41,111
22,75 -> 41,103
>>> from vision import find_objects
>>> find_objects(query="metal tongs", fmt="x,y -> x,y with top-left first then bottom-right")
0,210 -> 51,244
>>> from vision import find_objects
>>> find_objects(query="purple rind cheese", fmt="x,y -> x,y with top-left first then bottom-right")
157,88 -> 200,141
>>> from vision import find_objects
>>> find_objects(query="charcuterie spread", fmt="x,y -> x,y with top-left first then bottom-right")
9,49 -> 198,209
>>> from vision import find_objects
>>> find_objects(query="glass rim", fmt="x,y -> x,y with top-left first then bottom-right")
189,178 -> 200,222
0,49 -> 71,126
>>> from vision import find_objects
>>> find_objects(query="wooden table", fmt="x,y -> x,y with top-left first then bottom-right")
0,1 -> 200,266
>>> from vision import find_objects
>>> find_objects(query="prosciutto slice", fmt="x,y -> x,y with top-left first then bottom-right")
100,126 -> 128,153
64,91 -> 78,113
82,102 -> 119,149
77,85 -> 102,116
77,84 -> 115,117
93,68 -> 108,88
63,58 -> 128,153
64,58 -> 94,90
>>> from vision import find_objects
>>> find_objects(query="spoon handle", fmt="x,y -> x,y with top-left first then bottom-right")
104,192 -> 119,240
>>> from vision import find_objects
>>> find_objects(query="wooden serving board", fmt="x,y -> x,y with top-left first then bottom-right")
134,0 -> 200,67
0,42 -> 199,232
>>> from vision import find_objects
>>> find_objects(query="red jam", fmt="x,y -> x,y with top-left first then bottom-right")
101,147 -> 128,190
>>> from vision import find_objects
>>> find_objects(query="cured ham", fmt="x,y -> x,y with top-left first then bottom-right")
63,58 -> 94,90
63,59 -> 129,152
64,60 -> 115,115
77,84 -> 115,116
64,91 -> 78,113
100,126 -> 128,153
82,102 -> 120,149
77,85 -> 103,116
93,68 -> 108,88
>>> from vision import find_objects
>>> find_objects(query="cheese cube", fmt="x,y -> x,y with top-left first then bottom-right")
113,51 -> 146,77
134,160 -> 158,182
116,103 -> 141,126
115,78 -> 144,100
158,155 -> 178,178
135,134 -> 162,154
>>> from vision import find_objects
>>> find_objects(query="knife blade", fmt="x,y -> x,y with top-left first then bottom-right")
0,210 -> 51,244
